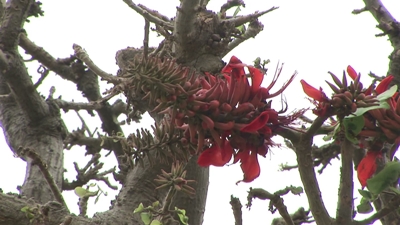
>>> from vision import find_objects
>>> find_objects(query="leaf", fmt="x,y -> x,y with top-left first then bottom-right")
94,194 -> 100,204
367,161 -> 400,195
152,201 -> 160,208
343,115 -> 364,143
134,203 -> 145,214
175,207 -> 189,225
357,198 -> 373,214
140,212 -> 151,225
74,187 -> 88,198
150,220 -> 162,225
21,206 -> 30,213
358,189 -> 372,200
233,6 -> 241,17
376,85 -> 397,101
389,186 -> 400,195
347,101 -> 390,118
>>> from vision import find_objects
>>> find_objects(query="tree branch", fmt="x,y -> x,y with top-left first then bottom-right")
122,0 -> 173,30
73,44 -> 121,84
19,147 -> 68,208
294,137 -> 332,224
362,0 -> 400,87
0,0 -> 32,51
223,6 -> 278,27
336,138 -> 354,224
230,196 -> 243,225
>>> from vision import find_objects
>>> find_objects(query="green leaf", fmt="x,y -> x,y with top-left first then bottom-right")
150,220 -> 162,225
389,186 -> 400,195
94,194 -> 100,204
347,101 -> 390,118
74,187 -> 88,198
134,203 -> 145,214
152,201 -> 160,208
343,115 -> 364,143
376,85 -> 397,101
233,6 -> 241,17
367,161 -> 400,195
175,207 -> 189,225
140,212 -> 151,225
357,198 -> 373,214
21,206 -> 30,213
358,189 -> 372,200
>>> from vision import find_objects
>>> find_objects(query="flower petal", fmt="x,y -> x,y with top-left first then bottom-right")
248,66 -> 264,96
346,65 -> 358,80
300,79 -> 327,102
240,149 -> 260,182
357,151 -> 381,188
376,75 -> 394,95
241,111 -> 270,133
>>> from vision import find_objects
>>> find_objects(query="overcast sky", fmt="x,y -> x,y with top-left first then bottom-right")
1,0 -> 400,224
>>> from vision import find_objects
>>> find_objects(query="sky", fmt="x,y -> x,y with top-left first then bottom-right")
0,0 -> 400,224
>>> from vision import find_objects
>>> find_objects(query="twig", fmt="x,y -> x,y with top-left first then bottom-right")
138,4 -> 170,22
230,196 -> 243,225
34,65 -> 50,88
220,0 -> 245,15
73,44 -> 121,84
223,20 -> 264,57
75,111 -> 93,137
53,99 -> 106,112
19,34 -> 78,81
223,6 -> 278,27
336,138 -> 354,224
143,19 -> 150,61
123,0 -> 173,30
19,147 -> 68,207
304,115 -> 329,139
63,153 -> 117,191
247,188 -> 295,225
352,7 -> 368,14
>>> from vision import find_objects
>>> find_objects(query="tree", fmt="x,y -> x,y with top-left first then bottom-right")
0,0 -> 400,225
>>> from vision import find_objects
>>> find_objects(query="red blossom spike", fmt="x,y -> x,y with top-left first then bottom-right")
375,75 -> 394,95
346,65 -> 358,80
300,79 -> 328,102
357,151 -> 382,188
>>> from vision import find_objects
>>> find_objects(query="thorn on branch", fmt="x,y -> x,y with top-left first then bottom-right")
18,147 -> 67,207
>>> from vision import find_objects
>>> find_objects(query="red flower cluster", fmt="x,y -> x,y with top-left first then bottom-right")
197,56 -> 297,182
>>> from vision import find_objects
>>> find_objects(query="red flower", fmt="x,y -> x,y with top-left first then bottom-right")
357,151 -> 382,188
365,75 -> 394,95
198,138 -> 233,167
233,148 -> 261,183
375,75 -> 394,95
346,65 -> 358,80
300,79 -> 329,102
